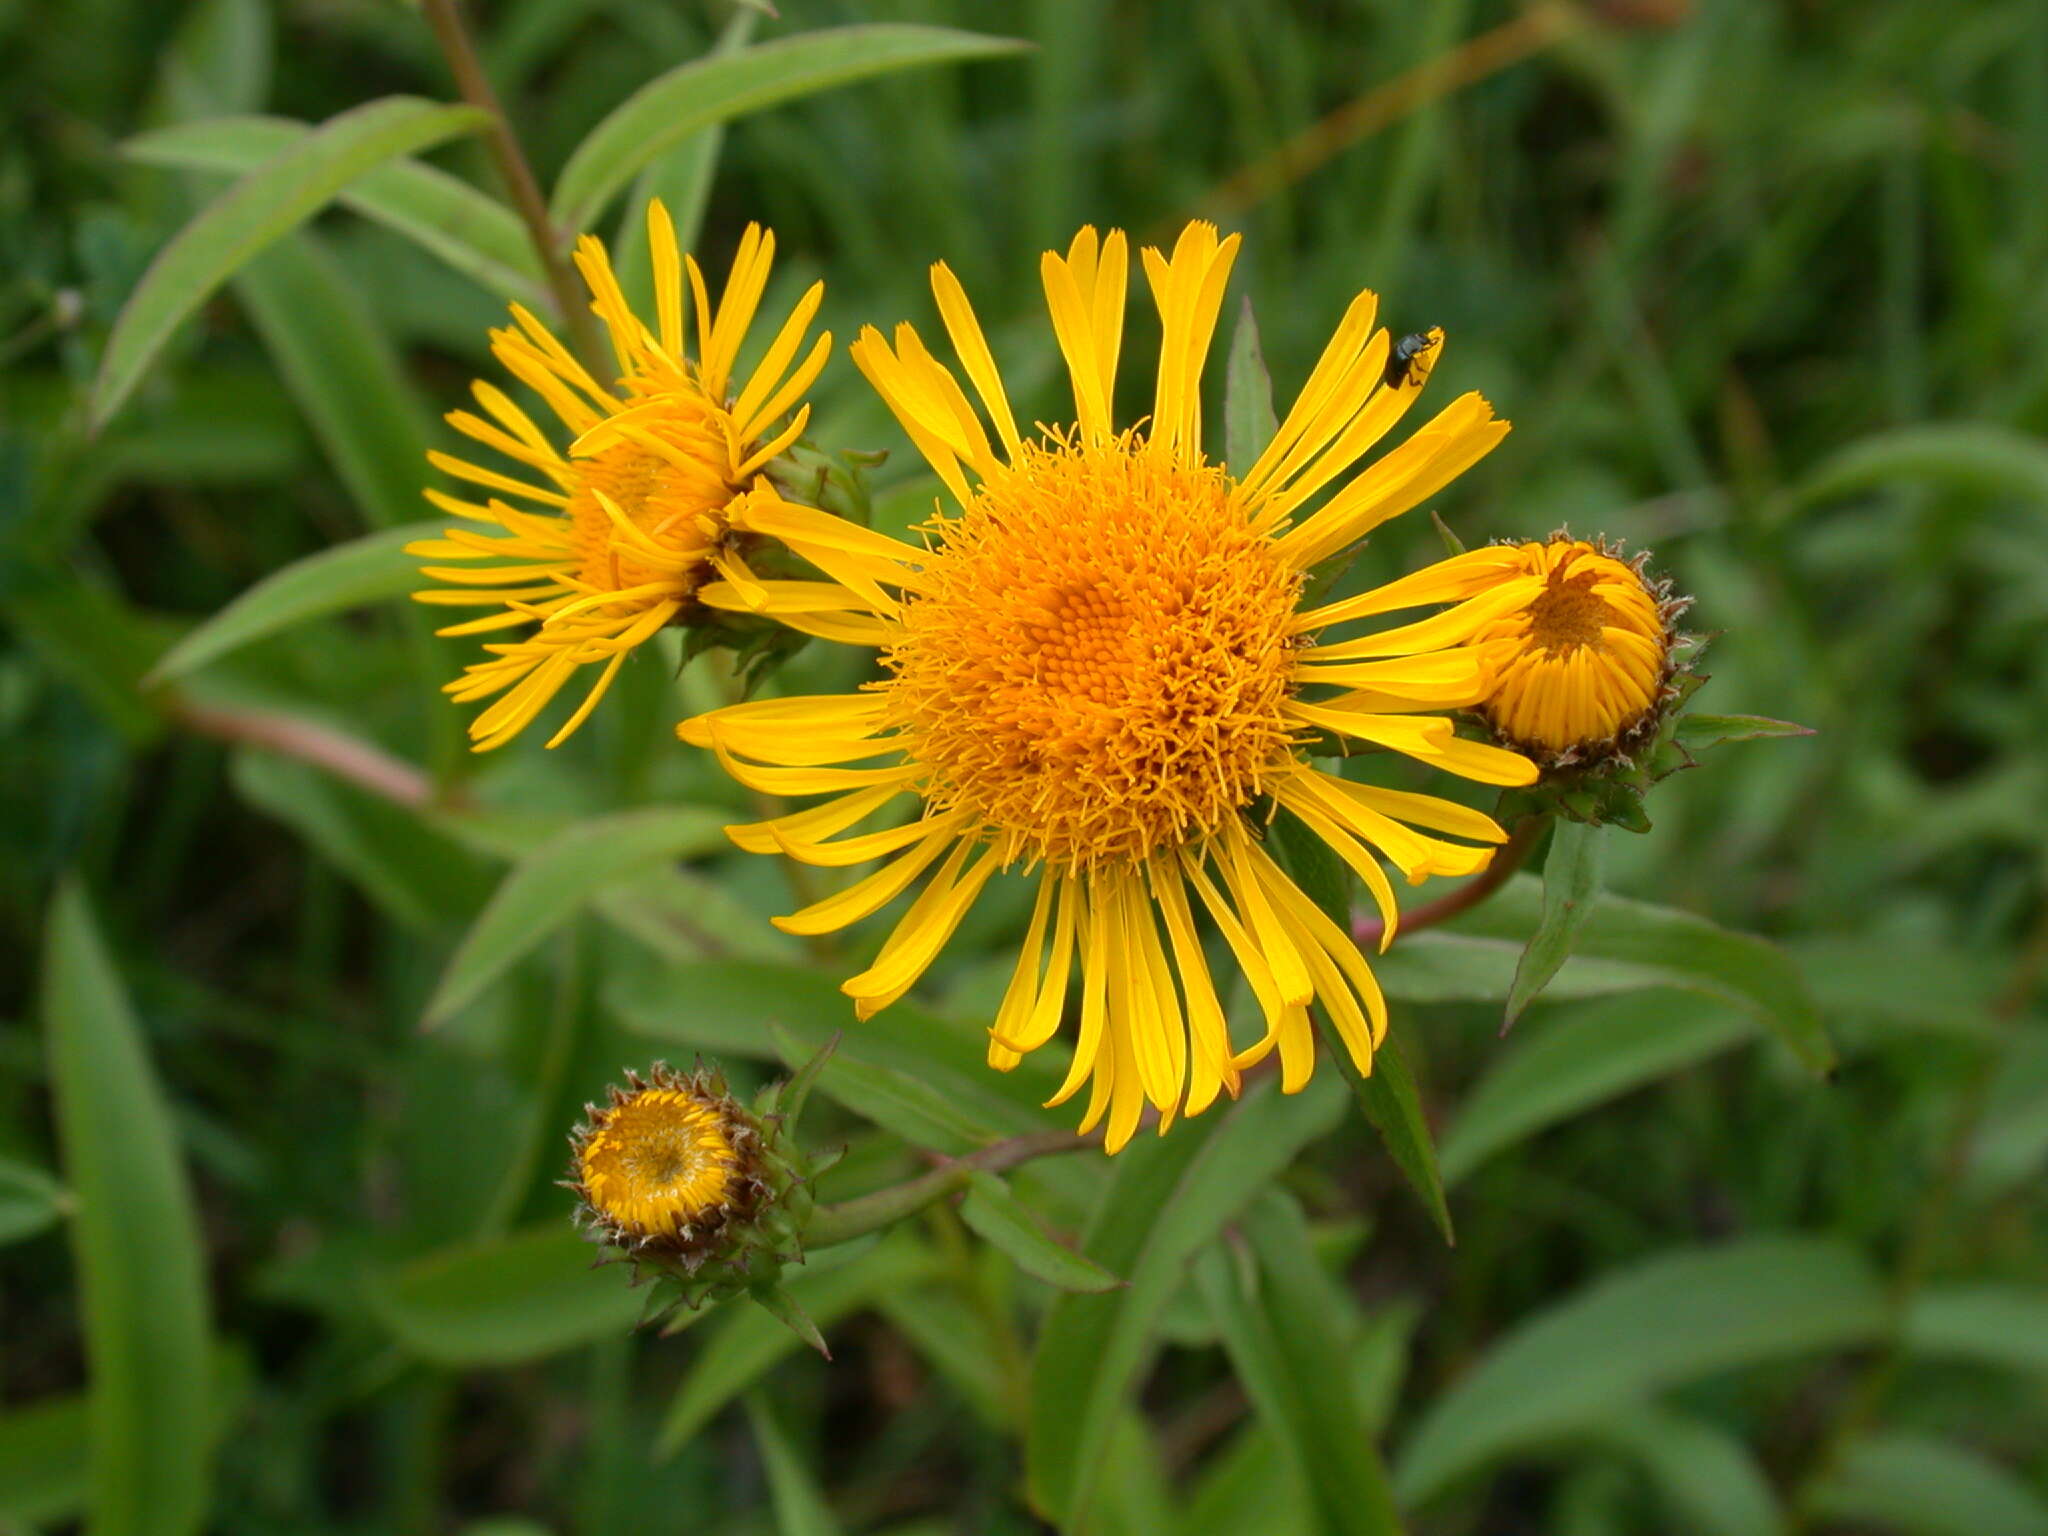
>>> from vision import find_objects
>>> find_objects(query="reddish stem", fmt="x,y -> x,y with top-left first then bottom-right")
1351,815 -> 1543,949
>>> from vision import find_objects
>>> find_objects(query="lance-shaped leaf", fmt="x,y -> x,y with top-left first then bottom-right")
92,95 -> 488,427
1395,1237 -> 1885,1504
1674,713 -> 1815,750
1224,297 -> 1278,471
1271,806 -> 1453,1241
552,26 -> 1030,232
1197,1194 -> 1403,1536
960,1171 -> 1122,1293
1503,820 -> 1607,1029
1026,1076 -> 1345,1528
425,807 -> 731,1025
124,114 -> 543,305
1452,874 -> 1835,1074
150,519 -> 439,681
43,882 -> 215,1536
371,1224 -> 643,1366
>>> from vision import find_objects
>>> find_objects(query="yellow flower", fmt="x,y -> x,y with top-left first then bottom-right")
408,207 -> 831,750
679,223 -> 1538,1151
1433,537 -> 1673,760
572,1064 -> 745,1249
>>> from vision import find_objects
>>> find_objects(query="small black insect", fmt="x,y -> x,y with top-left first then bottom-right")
1384,330 -> 1436,388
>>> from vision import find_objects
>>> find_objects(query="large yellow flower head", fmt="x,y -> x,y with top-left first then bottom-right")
680,223 -> 1538,1151
409,206 -> 831,751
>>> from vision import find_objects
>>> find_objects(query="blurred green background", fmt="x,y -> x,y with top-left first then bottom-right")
4,0 -> 2046,1532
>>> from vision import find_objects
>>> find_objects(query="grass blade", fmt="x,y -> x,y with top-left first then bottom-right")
551,26 -> 1029,232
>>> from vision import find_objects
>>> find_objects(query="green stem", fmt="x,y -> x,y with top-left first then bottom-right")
804,1131 -> 1090,1251
418,0 -> 605,372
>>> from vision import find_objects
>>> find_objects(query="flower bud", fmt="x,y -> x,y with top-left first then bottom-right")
567,1061 -> 812,1318
1470,535 -> 1688,769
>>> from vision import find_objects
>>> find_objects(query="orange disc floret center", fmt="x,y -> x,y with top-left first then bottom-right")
563,389 -> 740,597
883,439 -> 1302,869
1525,564 -> 1619,653
577,1088 -> 736,1239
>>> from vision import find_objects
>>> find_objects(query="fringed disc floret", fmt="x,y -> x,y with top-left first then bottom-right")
565,1061 -> 813,1317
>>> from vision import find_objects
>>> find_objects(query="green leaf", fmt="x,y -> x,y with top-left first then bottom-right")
1673,712 -> 1815,750
1394,1237 -> 1886,1504
749,1283 -> 831,1358
1197,1194 -> 1402,1536
1452,875 -> 1836,1075
608,959 -> 1062,1131
551,26 -> 1030,232
150,519 -> 440,681
876,1289 -> 1010,1427
230,752 -> 495,933
43,881 -> 215,1536
0,1391 -> 89,1528
1504,820 -> 1606,1028
1223,296 -> 1278,472
1267,805 -> 1452,1241
229,230 -> 434,529
426,806 -> 732,1025
1440,991 -> 1755,1186
1970,1032 -> 2048,1193
1809,1433 -> 2048,1536
743,1392 -> 845,1536
0,1156 -> 66,1246
1905,1284 -> 2048,1376
768,1027 -> 839,1141
656,1232 -> 934,1454
786,1034 -> 1005,1154
156,0 -> 271,121
370,1223 -> 642,1366
125,115 -> 544,304
1,567 -> 173,743
1374,931 -> 1669,1003
1580,1407 -> 1781,1536
614,8 -> 759,315
1330,1019 -> 1453,1246
959,1171 -> 1122,1293
1026,1075 -> 1345,1530
1775,422 -> 2048,521
91,96 -> 489,428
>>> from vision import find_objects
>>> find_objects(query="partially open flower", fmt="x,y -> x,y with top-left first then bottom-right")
409,206 -> 831,751
567,1063 -> 808,1305
1422,536 -> 1683,766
